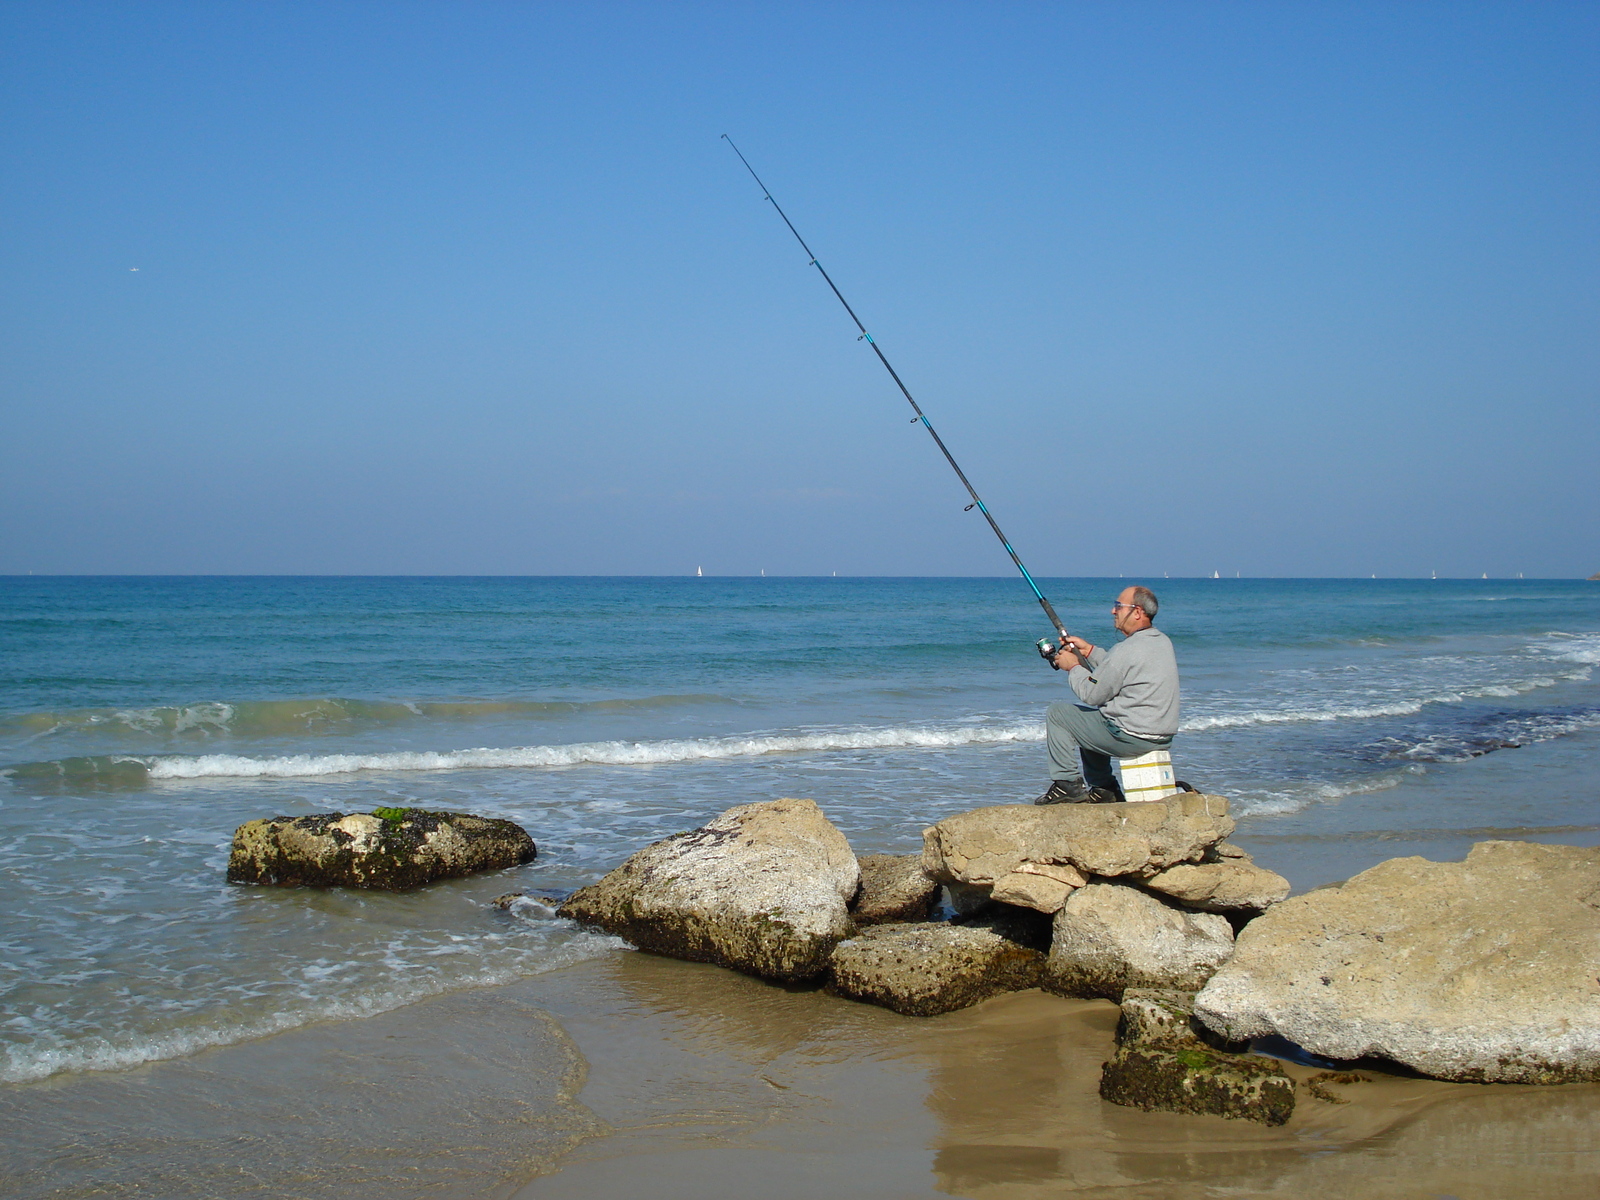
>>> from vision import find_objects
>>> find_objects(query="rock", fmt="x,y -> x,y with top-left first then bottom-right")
828,916 -> 1047,1017
491,893 -> 564,918
991,861 -> 1087,913
226,809 -> 536,890
944,881 -> 995,915
1304,1070 -> 1369,1104
1045,882 -> 1235,1001
558,798 -> 859,983
1194,840 -> 1600,1083
1208,841 -> 1252,862
951,900 -> 1054,950
1141,861 -> 1290,912
852,854 -> 940,925
922,793 -> 1233,886
1100,987 -> 1296,1125
1115,988 -> 1212,1047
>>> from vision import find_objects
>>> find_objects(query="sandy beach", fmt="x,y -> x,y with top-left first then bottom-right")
6,940 -> 1598,1200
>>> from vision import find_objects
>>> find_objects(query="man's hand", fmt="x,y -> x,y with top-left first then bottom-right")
1063,636 -> 1096,661
1052,646 -> 1083,671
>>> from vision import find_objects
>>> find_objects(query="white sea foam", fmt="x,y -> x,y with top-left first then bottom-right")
1228,767 -> 1419,817
1179,669 -> 1587,733
140,722 -> 1050,779
1539,631 -> 1600,666
102,649 -> 1600,781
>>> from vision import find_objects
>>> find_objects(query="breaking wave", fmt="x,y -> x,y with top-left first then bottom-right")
1179,665 -> 1592,733
6,721 -> 1050,782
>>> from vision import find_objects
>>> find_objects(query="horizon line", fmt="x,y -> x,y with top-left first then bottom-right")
2,574 -> 1592,582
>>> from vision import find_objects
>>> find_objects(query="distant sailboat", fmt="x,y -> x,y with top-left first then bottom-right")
1482,573 -> 1488,580
696,566 -> 703,577
760,569 -> 765,577
1211,570 -> 1220,579
1432,570 -> 1437,580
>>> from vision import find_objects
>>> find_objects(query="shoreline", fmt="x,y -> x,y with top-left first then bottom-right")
5,951 -> 1596,1199
4,728 -> 1598,1197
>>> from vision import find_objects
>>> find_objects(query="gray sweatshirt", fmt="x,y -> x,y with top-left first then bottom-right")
1067,627 -> 1180,740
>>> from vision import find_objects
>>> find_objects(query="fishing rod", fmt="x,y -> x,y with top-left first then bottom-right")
722,135 -> 1073,658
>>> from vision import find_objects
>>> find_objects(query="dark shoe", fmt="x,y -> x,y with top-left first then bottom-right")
1096,778 -> 1127,804
1035,779 -> 1097,805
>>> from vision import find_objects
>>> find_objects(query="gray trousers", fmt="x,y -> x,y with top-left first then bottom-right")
1047,702 -> 1172,790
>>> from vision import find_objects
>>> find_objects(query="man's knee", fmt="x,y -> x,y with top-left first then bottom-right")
1046,701 -> 1085,726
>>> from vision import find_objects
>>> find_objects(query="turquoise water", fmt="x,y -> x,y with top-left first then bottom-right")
2,576 -> 1598,1083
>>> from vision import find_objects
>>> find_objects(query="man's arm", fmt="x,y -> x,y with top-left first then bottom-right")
1063,637 -> 1108,671
1067,642 -> 1127,706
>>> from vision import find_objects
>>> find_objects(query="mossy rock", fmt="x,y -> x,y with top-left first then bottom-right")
227,809 -> 536,890
1098,987 -> 1294,1124
1100,1042 -> 1295,1125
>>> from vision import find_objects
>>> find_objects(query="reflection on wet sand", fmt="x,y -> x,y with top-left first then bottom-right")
920,991 -> 1600,1199
518,952 -> 944,1200
528,954 -> 1600,1200
4,949 -> 1595,1200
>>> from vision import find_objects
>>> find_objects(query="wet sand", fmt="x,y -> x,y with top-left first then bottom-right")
520,954 -> 1600,1200
6,949 -> 1597,1199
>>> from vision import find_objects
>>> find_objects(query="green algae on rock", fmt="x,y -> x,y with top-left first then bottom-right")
227,809 -> 536,890
1098,988 -> 1295,1125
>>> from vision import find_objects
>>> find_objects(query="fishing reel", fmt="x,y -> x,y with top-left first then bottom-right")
1037,636 -> 1087,670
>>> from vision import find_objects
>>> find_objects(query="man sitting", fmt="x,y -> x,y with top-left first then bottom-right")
1038,585 -> 1179,805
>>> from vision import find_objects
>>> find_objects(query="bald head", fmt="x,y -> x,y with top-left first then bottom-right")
1114,586 -> 1158,635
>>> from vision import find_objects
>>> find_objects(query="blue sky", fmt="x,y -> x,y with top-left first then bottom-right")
2,1 -> 1595,577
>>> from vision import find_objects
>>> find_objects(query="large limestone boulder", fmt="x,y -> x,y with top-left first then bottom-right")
1045,882 -> 1235,1001
851,854 -> 940,925
1142,860 -> 1290,912
558,798 -> 859,983
227,809 -> 536,890
922,793 -> 1233,886
991,861 -> 1087,914
1100,988 -> 1296,1125
828,913 -> 1048,1017
1195,841 -> 1600,1083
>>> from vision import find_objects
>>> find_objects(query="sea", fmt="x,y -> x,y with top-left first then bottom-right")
2,574 -> 1597,1109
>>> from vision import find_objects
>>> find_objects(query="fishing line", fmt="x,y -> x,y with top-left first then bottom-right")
722,134 -> 1070,643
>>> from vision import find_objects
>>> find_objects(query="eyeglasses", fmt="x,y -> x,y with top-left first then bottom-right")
1111,602 -> 1142,613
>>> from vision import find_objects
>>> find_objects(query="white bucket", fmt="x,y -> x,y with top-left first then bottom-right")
1117,749 -> 1178,801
